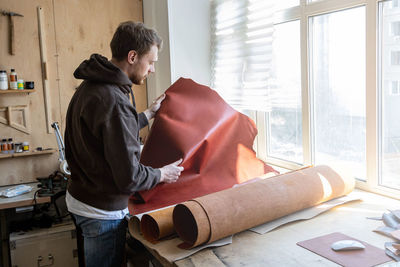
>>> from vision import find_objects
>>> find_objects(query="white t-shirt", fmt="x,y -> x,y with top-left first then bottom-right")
66,191 -> 129,220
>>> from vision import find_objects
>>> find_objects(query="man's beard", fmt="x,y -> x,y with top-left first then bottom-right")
131,73 -> 146,85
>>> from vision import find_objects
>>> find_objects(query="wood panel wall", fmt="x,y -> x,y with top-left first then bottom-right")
0,0 -> 149,186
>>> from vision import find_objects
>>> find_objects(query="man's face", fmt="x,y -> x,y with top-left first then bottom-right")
129,45 -> 158,85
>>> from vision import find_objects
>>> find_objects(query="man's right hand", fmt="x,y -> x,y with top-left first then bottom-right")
159,159 -> 184,183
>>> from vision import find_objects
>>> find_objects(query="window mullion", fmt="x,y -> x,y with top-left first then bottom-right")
363,0 -> 378,189
301,0 -> 312,166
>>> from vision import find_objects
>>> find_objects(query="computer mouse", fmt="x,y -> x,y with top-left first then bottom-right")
331,240 -> 366,251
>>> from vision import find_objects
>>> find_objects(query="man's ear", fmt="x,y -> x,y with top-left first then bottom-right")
127,50 -> 138,64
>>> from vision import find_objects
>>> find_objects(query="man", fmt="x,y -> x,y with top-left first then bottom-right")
64,21 -> 183,267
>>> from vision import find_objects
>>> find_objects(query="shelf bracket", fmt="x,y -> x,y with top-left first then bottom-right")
0,105 -> 31,134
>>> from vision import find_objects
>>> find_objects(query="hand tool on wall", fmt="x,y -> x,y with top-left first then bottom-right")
1,10 -> 24,55
51,122 -> 71,175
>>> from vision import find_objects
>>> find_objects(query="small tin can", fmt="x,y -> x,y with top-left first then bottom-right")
25,81 -> 34,89
17,79 -> 24,90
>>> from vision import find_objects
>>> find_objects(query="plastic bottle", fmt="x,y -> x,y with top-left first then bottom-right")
7,138 -> 14,154
1,139 -> 8,154
0,70 -> 8,90
9,69 -> 17,90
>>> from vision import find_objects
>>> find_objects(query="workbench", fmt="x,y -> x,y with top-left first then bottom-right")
137,190 -> 400,266
0,182 -> 51,267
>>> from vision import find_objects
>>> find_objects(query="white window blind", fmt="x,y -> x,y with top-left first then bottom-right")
211,0 -> 275,111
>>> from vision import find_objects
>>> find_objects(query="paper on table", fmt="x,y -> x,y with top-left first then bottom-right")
250,193 -> 361,234
374,226 -> 396,237
386,242 -> 400,262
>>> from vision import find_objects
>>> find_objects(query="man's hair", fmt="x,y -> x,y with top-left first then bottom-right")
110,21 -> 162,61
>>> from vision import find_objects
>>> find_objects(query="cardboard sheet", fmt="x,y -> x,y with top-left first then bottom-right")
250,194 -> 361,234
129,78 -> 277,214
297,232 -> 391,267
173,165 -> 355,248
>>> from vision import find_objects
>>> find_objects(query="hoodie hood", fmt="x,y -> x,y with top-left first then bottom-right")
73,54 -> 132,87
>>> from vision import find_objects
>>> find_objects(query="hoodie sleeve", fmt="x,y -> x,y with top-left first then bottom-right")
138,112 -> 149,129
102,111 -> 161,194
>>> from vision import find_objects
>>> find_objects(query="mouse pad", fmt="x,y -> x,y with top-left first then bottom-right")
297,232 -> 391,267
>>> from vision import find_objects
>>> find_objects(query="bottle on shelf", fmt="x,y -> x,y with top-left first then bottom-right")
7,138 -> 14,154
22,141 -> 29,152
1,139 -> 8,154
0,70 -> 8,90
9,69 -> 18,90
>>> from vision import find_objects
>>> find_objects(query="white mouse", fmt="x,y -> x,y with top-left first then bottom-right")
331,240 -> 366,251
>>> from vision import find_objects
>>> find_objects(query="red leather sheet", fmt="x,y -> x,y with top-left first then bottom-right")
129,78 -> 278,214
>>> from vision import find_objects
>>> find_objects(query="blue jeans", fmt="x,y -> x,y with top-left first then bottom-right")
72,214 -> 127,267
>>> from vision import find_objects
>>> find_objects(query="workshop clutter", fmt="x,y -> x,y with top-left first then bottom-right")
0,138 -> 29,153
372,209 -> 400,261
0,68 -> 34,90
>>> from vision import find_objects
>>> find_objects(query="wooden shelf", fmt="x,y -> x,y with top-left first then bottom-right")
0,89 -> 36,94
0,149 -> 56,159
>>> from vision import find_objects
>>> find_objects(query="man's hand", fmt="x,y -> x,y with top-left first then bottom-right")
144,94 -> 166,121
159,158 -> 184,184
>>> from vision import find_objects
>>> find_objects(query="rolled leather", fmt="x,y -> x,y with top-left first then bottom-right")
173,165 -> 355,248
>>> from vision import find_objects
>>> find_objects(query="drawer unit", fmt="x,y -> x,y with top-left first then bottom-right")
9,223 -> 78,267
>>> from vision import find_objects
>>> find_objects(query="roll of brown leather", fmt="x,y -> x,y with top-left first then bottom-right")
140,207 -> 175,242
173,165 -> 355,248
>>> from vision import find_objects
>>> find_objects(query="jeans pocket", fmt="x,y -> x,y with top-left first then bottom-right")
75,215 -> 103,238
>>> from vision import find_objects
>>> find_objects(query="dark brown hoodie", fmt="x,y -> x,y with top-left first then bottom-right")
65,54 -> 160,211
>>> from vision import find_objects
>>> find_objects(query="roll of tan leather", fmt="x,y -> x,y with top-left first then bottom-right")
173,165 -> 355,248
140,207 -> 175,242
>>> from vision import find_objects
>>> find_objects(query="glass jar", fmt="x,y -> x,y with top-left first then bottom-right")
14,143 -> 23,153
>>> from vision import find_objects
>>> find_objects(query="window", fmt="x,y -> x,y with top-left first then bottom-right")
211,0 -> 400,198
310,7 -> 366,179
391,51 -> 400,65
391,81 -> 400,95
275,0 -> 299,11
391,21 -> 400,36
210,0 -> 275,112
379,0 -> 400,190
266,20 -> 302,164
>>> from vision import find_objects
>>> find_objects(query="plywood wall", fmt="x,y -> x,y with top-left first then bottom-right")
0,0 -> 148,186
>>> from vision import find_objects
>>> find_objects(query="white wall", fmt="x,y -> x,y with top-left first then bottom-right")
143,0 -> 172,104
167,0 -> 211,86
143,0 -> 211,102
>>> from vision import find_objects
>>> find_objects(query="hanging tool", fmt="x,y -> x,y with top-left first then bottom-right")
51,122 -> 71,176
1,10 -> 23,55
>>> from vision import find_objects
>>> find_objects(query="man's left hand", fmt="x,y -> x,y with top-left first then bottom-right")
144,94 -> 166,121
